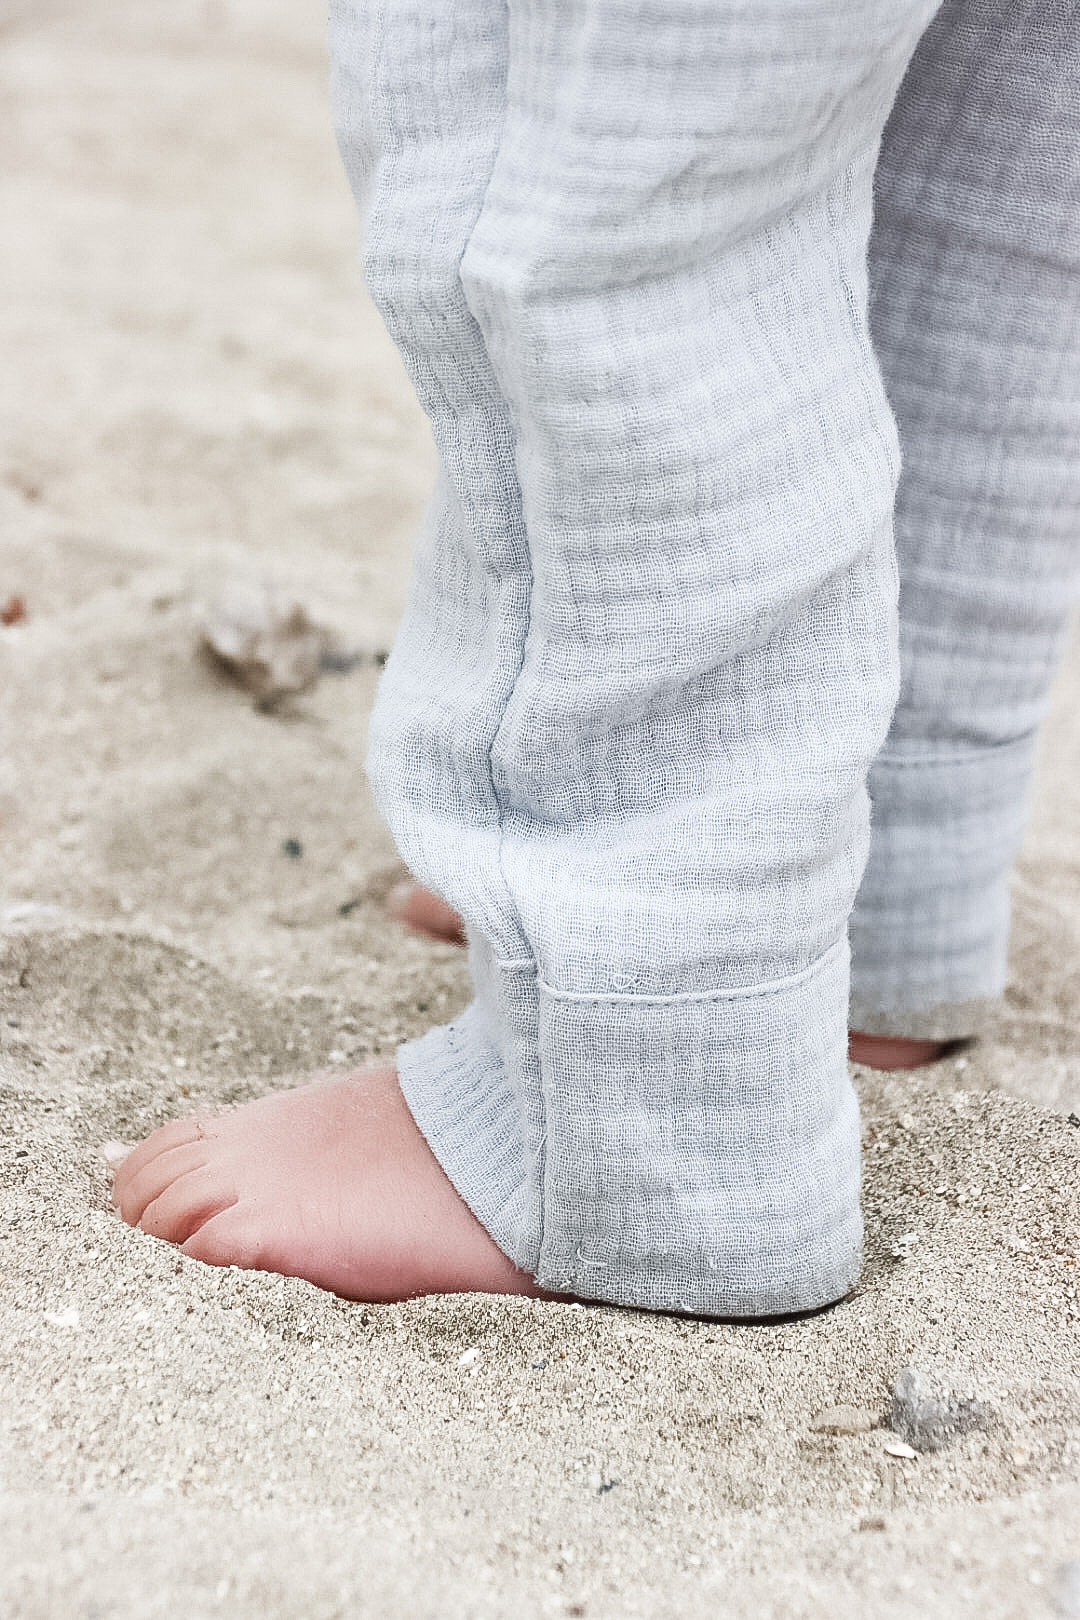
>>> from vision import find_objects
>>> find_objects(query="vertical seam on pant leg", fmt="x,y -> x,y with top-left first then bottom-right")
453,158 -> 546,1265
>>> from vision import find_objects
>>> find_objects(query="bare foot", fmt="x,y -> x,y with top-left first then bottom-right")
386,880 -> 465,946
112,1066 -> 541,1301
848,1030 -> 951,1070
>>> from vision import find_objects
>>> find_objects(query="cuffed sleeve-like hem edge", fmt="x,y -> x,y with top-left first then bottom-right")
532,936 -> 861,1316
850,734 -> 1036,1044
399,936 -> 862,1319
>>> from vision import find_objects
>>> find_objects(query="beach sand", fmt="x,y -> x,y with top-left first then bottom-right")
2,3 -> 1079,1615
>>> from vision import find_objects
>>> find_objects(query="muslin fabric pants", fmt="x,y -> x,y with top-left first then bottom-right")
329,0 -> 1080,1315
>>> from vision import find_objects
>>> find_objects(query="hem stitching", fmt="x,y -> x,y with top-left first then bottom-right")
518,933 -> 847,1007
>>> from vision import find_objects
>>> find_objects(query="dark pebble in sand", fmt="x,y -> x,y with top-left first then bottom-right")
282,838 -> 303,859
889,1366 -> 995,1454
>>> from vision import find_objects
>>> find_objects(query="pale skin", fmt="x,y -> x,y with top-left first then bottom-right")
112,1061 -> 545,1301
112,878 -> 949,1301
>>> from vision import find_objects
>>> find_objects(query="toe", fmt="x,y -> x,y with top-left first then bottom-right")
114,1140 -> 213,1228
111,1116 -> 212,1205
138,1167 -> 238,1245
181,1206 -> 261,1271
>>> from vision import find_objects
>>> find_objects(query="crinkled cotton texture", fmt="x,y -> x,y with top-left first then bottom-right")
329,0 -> 1080,1314
851,0 -> 1080,1038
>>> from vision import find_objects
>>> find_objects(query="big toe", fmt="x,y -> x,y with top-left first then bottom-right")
848,1030 -> 953,1070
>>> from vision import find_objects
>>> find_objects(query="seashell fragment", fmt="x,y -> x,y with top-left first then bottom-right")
810,1405 -> 876,1436
199,579 -> 333,709
44,1307 -> 81,1329
882,1436 -> 917,1459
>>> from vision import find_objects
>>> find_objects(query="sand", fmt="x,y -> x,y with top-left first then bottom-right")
2,3 -> 1080,1615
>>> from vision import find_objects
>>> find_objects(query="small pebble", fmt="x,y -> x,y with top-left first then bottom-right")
44,1307 -> 81,1330
810,1405 -> 875,1436
282,838 -> 303,860
890,1366 -> 995,1454
882,1437 -> 917,1460
457,1347 -> 479,1368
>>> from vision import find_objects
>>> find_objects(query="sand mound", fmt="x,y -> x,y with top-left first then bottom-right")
3,936 -> 1080,1617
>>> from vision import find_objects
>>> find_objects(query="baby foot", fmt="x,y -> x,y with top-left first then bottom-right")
386,880 -> 465,946
111,1066 -> 541,1301
847,1031 -> 952,1070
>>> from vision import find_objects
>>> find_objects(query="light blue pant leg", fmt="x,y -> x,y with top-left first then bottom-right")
330,0 -> 937,1315
851,0 -> 1080,1040
330,0 -> 544,1250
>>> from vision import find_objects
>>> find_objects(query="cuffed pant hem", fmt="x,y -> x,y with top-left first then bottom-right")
398,937 -> 863,1319
849,733 -> 1037,1042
